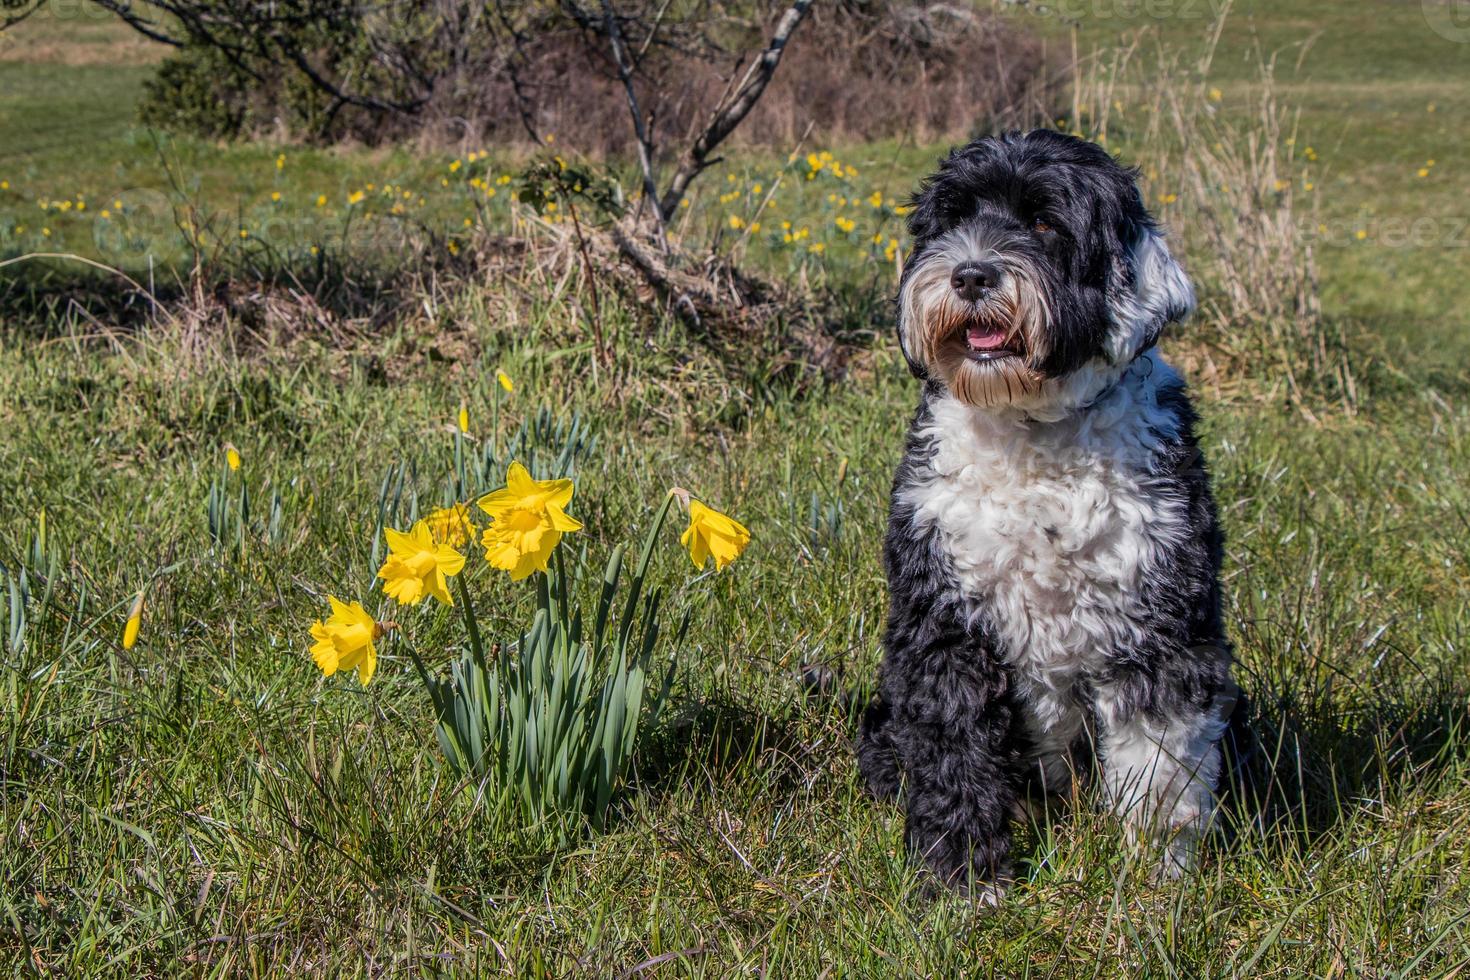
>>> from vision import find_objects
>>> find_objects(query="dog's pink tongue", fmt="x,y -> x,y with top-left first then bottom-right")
966,325 -> 1010,351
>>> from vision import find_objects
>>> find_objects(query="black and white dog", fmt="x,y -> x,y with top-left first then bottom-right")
857,130 -> 1238,899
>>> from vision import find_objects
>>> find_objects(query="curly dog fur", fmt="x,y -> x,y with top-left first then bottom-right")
858,130 -> 1239,898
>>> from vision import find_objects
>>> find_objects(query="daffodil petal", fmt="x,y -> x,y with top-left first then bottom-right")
505,461 -> 536,496
477,486 -> 518,518
357,642 -> 376,685
384,526 -> 418,553
436,545 -> 466,577
545,503 -> 583,533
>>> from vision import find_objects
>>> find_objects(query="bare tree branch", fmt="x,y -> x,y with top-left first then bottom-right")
599,0 -> 668,242
658,0 -> 812,219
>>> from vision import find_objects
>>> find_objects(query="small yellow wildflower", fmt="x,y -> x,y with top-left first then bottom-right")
316,194 -> 327,207
378,520 -> 466,606
309,597 -> 381,685
1208,87 -> 1222,102
348,190 -> 365,205
122,590 -> 144,649
271,191 -> 281,202
496,369 -> 514,393
478,462 -> 582,581
458,401 -> 470,433
426,503 -> 474,549
680,499 -> 750,572
728,214 -> 744,230
225,444 -> 241,471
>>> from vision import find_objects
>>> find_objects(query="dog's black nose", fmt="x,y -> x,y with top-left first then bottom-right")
950,262 -> 1001,302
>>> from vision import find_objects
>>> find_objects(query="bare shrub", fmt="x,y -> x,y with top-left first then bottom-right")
448,3 -> 1058,154
125,1 -> 1059,153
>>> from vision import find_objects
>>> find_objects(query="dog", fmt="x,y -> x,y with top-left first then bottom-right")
857,129 -> 1238,900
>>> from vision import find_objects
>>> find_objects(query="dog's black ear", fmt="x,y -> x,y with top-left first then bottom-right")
1105,185 -> 1195,362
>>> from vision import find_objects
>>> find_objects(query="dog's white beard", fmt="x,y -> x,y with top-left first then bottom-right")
899,244 -> 1053,409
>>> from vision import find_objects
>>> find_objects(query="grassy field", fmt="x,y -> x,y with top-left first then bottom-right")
4,0 -> 1470,975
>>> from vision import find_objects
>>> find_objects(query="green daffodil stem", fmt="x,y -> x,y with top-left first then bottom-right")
401,635 -> 436,700
637,492 -> 678,579
453,572 -> 487,675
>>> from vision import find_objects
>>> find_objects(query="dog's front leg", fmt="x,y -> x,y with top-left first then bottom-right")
1096,671 -> 1237,879
896,658 -> 1021,901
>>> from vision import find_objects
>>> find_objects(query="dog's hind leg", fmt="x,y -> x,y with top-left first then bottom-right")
856,696 -> 902,801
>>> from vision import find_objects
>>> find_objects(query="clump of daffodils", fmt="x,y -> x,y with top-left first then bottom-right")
304,428 -> 751,834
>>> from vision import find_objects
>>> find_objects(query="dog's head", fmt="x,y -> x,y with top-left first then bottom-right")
898,130 -> 1194,411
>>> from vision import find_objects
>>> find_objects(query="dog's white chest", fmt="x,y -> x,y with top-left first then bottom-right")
901,371 -> 1186,685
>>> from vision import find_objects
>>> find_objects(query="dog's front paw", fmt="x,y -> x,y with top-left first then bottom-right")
914,866 -> 1011,906
1149,832 -> 1200,884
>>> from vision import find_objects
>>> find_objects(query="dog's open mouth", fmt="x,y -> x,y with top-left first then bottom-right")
961,323 -> 1023,361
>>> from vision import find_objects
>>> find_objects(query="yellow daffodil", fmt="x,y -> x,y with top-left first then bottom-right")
681,499 -> 750,572
478,462 -> 582,580
426,503 -> 474,549
122,590 -> 144,649
309,597 -> 381,685
458,402 -> 470,434
378,520 -> 466,605
225,444 -> 241,471
496,370 -> 513,393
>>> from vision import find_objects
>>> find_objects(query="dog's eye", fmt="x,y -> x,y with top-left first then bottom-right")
1032,217 -> 1054,235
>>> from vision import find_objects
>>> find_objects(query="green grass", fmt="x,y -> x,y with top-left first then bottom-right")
4,0 -> 1470,975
